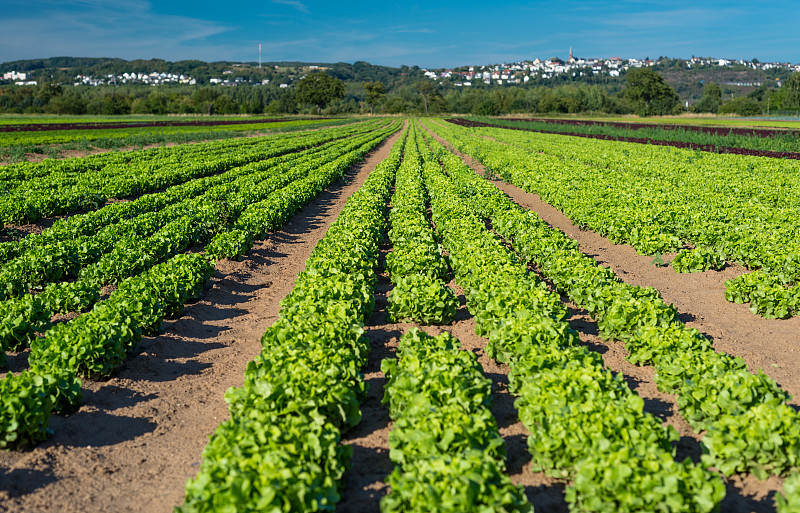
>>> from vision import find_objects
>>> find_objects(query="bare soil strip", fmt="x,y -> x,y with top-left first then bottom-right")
426,126 -> 795,512
0,129 -> 403,513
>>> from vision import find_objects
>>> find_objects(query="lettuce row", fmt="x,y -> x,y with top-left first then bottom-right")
419,126 -> 725,512
0,119 -> 384,226
0,124 -> 396,351
385,125 -> 456,325
0,119 -> 382,263
179,126 -> 403,512
724,271 -> 800,319
380,328 -> 530,513
1,124 -> 399,450
424,121 -> 800,481
0,367 -> 81,449
0,121 -> 388,292
777,472 -> 800,513
28,253 -> 215,379
2,252 -> 213,448
434,119 -> 800,318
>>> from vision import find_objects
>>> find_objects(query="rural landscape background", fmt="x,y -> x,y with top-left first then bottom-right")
2,1 -> 800,513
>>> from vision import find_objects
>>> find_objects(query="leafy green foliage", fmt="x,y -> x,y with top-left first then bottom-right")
677,369 -> 790,431
701,404 -> 800,478
434,118 -> 800,320
419,122 -> 725,510
179,414 -> 349,513
38,280 -> 100,314
381,329 -> 530,513
296,72 -> 345,114
568,445 -> 725,513
427,117 -> 800,483
205,229 -> 253,260
777,472 -> 800,513
0,295 -> 50,352
387,274 -> 458,325
29,253 -> 214,379
621,67 -> 681,116
0,367 -> 81,449
672,247 -> 726,273
0,371 -> 53,449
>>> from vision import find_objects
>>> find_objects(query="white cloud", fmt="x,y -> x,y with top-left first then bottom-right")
271,0 -> 309,14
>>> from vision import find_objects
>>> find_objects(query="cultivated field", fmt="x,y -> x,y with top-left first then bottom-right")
1,117 -> 799,512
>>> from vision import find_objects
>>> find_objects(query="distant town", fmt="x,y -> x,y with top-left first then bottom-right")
3,55 -> 800,89
420,52 -> 800,87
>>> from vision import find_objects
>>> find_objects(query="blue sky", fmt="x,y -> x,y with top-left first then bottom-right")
2,0 -> 799,67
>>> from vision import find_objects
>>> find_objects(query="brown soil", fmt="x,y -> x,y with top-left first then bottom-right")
0,128 -> 403,513
425,124 -> 795,512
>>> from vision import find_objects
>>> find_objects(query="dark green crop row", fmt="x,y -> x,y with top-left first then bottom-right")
468,117 -> 800,154
433,119 -> 800,319
385,126 -> 456,325
0,120 -> 383,267
0,120 -> 353,183
417,126 -> 724,512
381,328 -> 530,513
425,120 -> 799,501
179,126 -> 403,512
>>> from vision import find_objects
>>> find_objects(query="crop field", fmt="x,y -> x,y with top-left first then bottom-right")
450,117 -> 800,157
1,118 -> 799,512
0,116 -> 357,163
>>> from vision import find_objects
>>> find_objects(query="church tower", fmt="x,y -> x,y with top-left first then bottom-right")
569,46 -> 574,63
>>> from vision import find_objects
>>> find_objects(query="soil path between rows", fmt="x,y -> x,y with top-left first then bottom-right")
337,239 -> 568,513
0,127 -> 403,513
424,122 -> 794,512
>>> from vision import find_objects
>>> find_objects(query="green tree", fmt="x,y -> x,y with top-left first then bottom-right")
36,82 -> 62,105
621,67 -> 680,116
191,87 -> 219,115
719,96 -> 762,116
362,81 -> 386,114
781,72 -> 800,110
693,82 -> 722,113
416,80 -> 440,115
296,72 -> 345,114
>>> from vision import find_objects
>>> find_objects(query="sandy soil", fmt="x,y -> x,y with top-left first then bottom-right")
425,124 -> 796,512
0,128 -> 403,513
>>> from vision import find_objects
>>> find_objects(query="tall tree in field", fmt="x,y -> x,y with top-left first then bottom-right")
781,72 -> 800,111
693,82 -> 722,113
621,67 -> 680,116
416,80 -> 436,115
362,81 -> 386,115
296,72 -> 345,115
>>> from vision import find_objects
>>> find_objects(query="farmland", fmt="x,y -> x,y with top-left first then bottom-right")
1,117 -> 799,512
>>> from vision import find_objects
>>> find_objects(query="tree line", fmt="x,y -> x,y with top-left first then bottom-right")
2,68 -> 799,117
